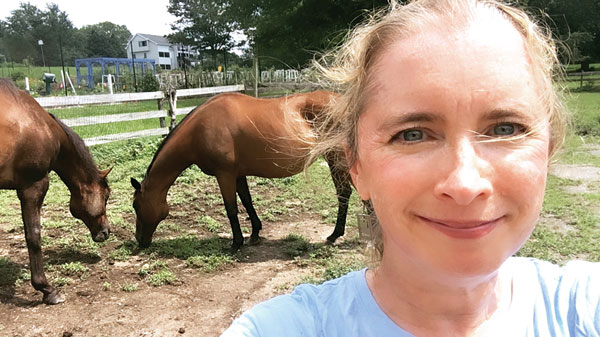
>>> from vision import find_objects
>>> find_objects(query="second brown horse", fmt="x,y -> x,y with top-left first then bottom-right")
131,90 -> 351,251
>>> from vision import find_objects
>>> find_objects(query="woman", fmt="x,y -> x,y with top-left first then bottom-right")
222,0 -> 600,336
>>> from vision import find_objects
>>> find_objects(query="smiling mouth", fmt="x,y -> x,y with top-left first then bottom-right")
418,216 -> 503,239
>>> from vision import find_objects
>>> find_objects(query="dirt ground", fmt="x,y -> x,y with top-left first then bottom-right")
0,210 -> 361,337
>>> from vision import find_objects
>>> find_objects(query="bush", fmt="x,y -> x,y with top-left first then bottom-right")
140,72 -> 160,92
10,72 -> 25,81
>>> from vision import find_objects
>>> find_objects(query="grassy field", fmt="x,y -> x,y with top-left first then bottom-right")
0,89 -> 599,298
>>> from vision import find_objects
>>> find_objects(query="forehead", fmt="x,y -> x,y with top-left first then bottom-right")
367,9 -> 540,111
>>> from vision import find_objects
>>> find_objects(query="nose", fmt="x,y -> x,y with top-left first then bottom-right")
434,139 -> 492,205
93,227 -> 110,242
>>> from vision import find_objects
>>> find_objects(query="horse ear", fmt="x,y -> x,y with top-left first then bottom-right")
131,178 -> 141,191
99,167 -> 113,179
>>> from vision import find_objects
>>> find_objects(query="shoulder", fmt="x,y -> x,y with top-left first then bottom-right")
221,269 -> 367,337
507,257 -> 600,335
508,257 -> 600,288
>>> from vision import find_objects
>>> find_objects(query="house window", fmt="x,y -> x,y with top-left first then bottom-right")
159,52 -> 170,58
160,64 -> 171,70
138,40 -> 147,47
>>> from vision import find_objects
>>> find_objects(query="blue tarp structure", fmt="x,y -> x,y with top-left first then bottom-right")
75,57 -> 156,89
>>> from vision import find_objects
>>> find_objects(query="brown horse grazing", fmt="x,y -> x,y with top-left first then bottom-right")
0,79 -> 111,304
131,90 -> 352,251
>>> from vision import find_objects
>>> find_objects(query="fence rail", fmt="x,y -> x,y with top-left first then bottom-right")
566,71 -> 600,89
36,84 -> 245,146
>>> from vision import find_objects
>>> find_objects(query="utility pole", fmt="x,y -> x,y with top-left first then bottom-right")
38,40 -> 49,72
129,40 -> 138,92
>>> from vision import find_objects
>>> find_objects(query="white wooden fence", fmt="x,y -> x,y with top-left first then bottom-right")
35,84 -> 245,146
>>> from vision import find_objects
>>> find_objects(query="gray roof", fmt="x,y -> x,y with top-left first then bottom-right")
138,34 -> 171,45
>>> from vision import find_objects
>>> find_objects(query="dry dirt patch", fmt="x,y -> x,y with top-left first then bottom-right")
0,215 -> 361,337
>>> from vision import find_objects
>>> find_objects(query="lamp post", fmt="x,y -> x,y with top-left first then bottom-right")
38,40 -> 49,73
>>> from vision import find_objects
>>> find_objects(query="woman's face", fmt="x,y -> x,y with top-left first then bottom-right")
350,17 -> 551,280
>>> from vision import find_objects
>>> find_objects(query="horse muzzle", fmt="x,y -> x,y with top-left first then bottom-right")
92,228 -> 110,242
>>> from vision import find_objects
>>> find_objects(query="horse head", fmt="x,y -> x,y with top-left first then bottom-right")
69,168 -> 112,242
131,177 -> 169,248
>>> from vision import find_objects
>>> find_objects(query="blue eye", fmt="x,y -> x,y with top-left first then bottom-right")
402,129 -> 423,142
493,123 -> 515,136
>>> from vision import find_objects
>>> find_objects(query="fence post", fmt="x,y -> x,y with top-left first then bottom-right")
167,87 -> 177,131
580,71 -> 583,89
253,57 -> 259,97
158,97 -> 166,128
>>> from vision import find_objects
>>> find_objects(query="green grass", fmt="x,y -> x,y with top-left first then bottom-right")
282,233 -> 312,258
196,215 -> 222,232
565,92 -> 600,137
121,282 -> 138,292
60,262 -> 89,276
186,254 -> 234,272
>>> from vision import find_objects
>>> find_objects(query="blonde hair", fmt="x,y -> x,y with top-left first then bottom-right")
309,0 -> 568,261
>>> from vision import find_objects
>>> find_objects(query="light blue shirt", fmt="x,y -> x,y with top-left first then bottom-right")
221,257 -> 600,337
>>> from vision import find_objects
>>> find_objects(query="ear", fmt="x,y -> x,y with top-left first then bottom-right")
344,145 -> 370,201
131,178 -> 142,191
99,167 -> 113,179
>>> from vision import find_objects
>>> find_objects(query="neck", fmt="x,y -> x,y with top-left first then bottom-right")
142,141 -> 192,198
52,132 -> 95,194
367,255 -> 512,336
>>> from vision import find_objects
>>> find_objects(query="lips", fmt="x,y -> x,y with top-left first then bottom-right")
418,215 -> 503,239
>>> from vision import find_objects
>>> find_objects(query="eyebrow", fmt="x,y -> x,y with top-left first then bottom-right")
377,111 -> 444,132
481,109 -> 533,122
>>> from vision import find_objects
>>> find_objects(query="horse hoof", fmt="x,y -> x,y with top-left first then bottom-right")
43,290 -> 65,305
326,235 -> 338,244
230,242 -> 243,253
248,236 -> 261,246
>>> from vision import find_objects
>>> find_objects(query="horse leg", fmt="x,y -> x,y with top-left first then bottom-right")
216,174 -> 244,251
236,176 -> 262,245
325,153 -> 353,243
17,176 -> 63,304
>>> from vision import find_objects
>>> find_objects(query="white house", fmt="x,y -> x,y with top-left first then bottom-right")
126,33 -> 198,70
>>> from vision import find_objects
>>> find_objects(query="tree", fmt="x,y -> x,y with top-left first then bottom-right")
80,22 -> 131,58
168,0 -> 237,68
516,0 -> 600,69
227,0 -> 392,68
2,3 -> 80,66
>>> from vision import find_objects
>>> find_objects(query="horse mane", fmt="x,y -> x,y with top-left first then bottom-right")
145,93 -> 229,176
49,113 -> 102,181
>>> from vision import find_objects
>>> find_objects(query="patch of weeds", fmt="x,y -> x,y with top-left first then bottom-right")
156,221 -> 184,233
309,244 -> 338,260
321,258 -> 364,281
138,260 -> 168,277
196,215 -> 221,232
60,262 -> 89,276
106,214 -> 131,231
121,282 -> 138,292
109,246 -> 133,261
148,269 -> 176,286
542,175 -> 577,218
299,273 -> 321,285
44,235 -> 101,258
53,276 -> 73,287
144,235 -> 228,260
282,233 -> 311,258
102,282 -> 111,291
42,220 -> 72,230
186,254 -> 233,272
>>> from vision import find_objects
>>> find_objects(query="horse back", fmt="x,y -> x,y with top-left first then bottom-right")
0,80 -> 61,188
181,91 -> 335,178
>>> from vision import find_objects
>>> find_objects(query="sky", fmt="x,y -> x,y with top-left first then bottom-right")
0,0 -> 178,36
